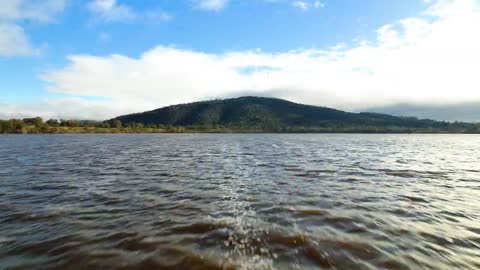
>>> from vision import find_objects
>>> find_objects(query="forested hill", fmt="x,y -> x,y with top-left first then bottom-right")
112,97 -> 479,133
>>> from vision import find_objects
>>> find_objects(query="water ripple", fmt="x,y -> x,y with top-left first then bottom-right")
1,134 -> 480,269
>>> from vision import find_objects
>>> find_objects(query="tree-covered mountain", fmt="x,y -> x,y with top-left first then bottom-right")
1,97 -> 478,134
112,97 -> 479,133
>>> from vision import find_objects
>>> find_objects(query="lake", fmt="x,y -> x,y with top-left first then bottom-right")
0,134 -> 479,269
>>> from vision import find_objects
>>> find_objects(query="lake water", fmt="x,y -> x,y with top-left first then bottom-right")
0,134 -> 479,270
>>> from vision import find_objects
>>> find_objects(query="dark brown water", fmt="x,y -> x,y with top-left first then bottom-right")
0,134 -> 479,270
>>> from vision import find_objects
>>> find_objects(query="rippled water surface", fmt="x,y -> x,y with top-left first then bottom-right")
1,134 -> 479,270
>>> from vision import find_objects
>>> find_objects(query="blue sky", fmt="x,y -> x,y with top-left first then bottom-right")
1,0 -> 480,120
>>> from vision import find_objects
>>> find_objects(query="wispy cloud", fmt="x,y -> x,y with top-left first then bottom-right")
0,23 -> 38,56
0,0 -> 66,57
292,1 -> 309,11
97,32 -> 111,43
0,0 -> 66,23
87,0 -> 136,22
292,1 -> 326,11
313,1 -> 325,8
196,0 -> 326,12
292,0 -> 326,11
194,0 -> 230,11
87,0 -> 172,23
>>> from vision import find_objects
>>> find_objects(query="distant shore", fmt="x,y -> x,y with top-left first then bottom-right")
2,126 -> 480,134
2,117 -> 479,134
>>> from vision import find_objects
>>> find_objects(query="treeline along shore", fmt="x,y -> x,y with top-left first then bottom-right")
0,117 -> 181,134
1,117 -> 480,134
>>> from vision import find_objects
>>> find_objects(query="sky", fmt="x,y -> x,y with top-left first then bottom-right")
0,0 -> 479,121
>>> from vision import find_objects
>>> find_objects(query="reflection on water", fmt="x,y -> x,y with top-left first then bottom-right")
0,134 -> 479,269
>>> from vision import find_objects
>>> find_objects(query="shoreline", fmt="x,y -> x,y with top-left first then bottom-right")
2,130 -> 479,135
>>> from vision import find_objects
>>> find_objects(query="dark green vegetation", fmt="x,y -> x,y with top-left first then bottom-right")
0,117 -> 175,134
113,97 -> 480,133
1,97 -> 479,134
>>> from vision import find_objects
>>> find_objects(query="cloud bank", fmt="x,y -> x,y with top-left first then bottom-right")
365,102 -> 480,122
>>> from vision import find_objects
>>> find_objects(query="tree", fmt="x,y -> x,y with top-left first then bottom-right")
46,119 -> 60,127
23,117 -> 43,127
11,120 -> 25,133
112,120 -> 122,129
64,120 -> 79,127
0,120 -> 11,133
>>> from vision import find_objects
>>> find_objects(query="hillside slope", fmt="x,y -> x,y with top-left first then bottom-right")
112,97 -> 476,132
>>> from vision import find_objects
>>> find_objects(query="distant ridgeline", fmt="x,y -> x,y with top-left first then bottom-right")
1,97 -> 479,134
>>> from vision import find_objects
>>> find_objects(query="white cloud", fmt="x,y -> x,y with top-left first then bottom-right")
195,0 -> 324,11
313,1 -> 325,8
5,0 -> 475,120
0,23 -> 37,56
0,0 -> 65,56
0,98 -> 150,121
87,0 -> 171,23
0,0 -> 66,22
292,0 -> 325,10
194,0 -> 230,11
87,0 -> 136,22
292,1 -> 309,10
